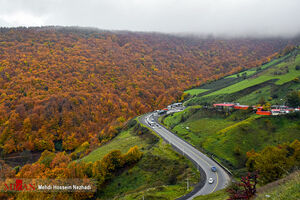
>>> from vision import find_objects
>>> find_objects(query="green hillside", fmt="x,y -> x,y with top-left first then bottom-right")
161,48 -> 300,199
163,108 -> 300,170
79,119 -> 200,199
255,171 -> 300,200
163,48 -> 300,172
185,49 -> 300,105
185,88 -> 209,95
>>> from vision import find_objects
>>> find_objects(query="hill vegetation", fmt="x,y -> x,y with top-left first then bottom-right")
163,48 -> 300,172
185,48 -> 300,106
162,48 -> 300,200
255,171 -> 300,200
0,118 -> 200,199
163,108 -> 300,170
1,27 -> 300,199
81,120 -> 200,199
0,27 -> 293,154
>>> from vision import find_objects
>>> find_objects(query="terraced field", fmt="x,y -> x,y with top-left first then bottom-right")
206,53 -> 300,96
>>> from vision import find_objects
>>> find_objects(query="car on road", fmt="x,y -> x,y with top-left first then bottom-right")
211,166 -> 217,172
158,110 -> 167,115
208,178 -> 214,184
148,121 -> 155,126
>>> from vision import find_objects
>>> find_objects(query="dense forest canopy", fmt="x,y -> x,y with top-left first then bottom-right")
0,27 -> 296,153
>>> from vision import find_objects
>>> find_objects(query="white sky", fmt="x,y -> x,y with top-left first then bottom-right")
0,0 -> 299,37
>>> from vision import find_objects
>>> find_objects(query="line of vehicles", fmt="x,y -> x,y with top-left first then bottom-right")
209,166 -> 217,184
147,102 -> 185,127
146,102 -> 218,185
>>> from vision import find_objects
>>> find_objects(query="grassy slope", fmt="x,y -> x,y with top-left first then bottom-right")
255,171 -> 300,200
80,121 -> 200,200
185,88 -> 209,96
81,129 -> 148,163
186,53 -> 293,98
185,50 -> 300,108
194,171 -> 300,200
165,50 -> 300,171
236,85 -> 272,105
205,53 -> 300,97
226,69 -> 256,78
225,55 -> 287,79
164,109 -> 300,169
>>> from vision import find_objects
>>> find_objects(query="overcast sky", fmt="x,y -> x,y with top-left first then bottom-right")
0,0 -> 299,37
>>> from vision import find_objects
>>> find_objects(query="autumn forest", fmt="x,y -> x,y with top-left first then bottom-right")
0,27 -> 293,156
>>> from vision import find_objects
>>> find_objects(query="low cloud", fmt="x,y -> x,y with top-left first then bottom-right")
0,0 -> 299,37
0,11 -> 47,27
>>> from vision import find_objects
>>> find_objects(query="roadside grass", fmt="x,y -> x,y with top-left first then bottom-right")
121,184 -> 191,200
80,120 -> 200,199
194,189 -> 228,200
255,171 -> 300,200
163,105 -> 202,128
185,88 -> 209,96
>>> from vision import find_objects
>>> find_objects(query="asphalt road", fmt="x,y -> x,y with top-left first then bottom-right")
139,111 -> 231,200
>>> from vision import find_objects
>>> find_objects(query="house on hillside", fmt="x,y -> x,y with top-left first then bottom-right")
234,103 -> 250,110
271,105 -> 294,115
256,110 -> 272,115
213,102 -> 299,116
213,103 -> 235,111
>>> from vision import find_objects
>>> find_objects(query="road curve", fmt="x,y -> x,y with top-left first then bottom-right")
139,112 -> 231,200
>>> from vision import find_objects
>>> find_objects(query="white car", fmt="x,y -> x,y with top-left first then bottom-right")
208,178 -> 214,184
148,122 -> 155,126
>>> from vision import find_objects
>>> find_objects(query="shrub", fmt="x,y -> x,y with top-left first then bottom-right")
246,140 -> 300,184
286,90 -> 300,108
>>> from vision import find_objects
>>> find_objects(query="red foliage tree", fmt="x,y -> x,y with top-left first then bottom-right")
227,171 -> 258,200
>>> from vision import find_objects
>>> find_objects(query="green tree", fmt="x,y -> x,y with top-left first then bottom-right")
38,150 -> 56,168
258,96 -> 266,105
286,90 -> 300,108
246,141 -> 300,184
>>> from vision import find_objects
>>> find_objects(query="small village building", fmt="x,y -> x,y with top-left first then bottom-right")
234,104 -> 249,110
213,103 -> 235,108
256,110 -> 272,115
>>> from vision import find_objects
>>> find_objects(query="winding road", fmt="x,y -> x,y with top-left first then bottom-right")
139,110 -> 231,200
